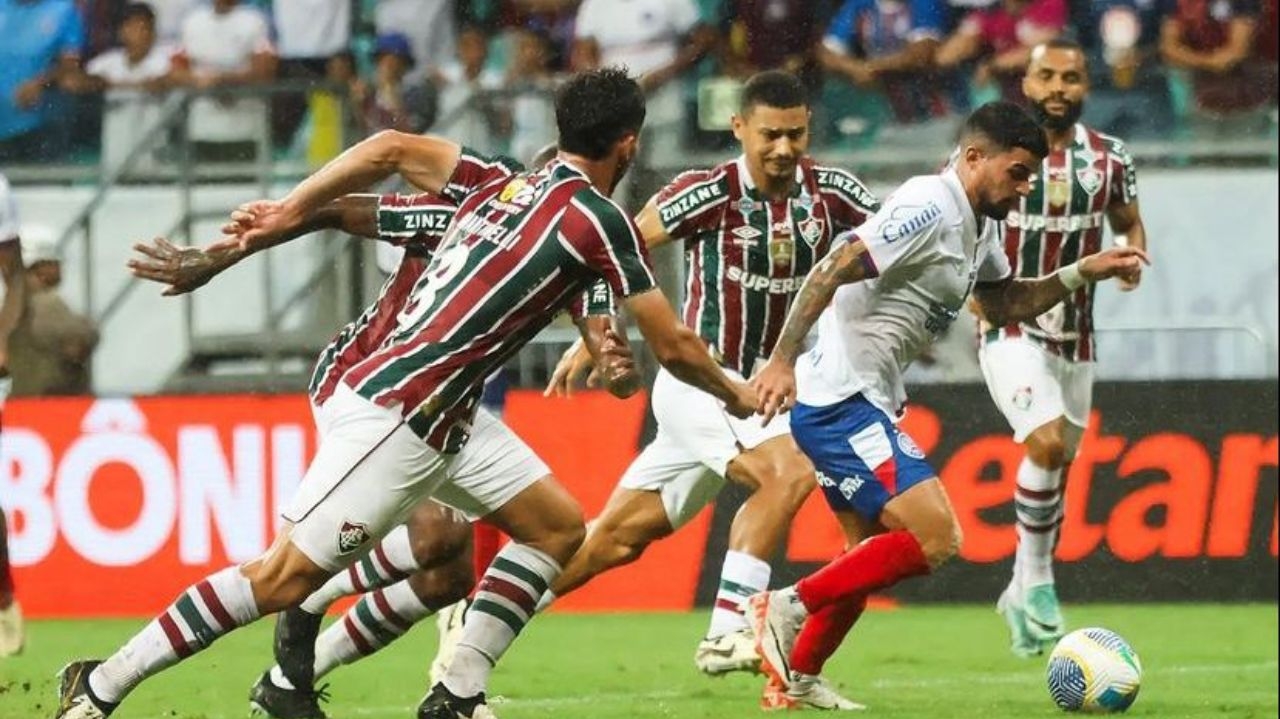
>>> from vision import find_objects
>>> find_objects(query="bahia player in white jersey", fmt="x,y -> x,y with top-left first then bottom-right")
737,102 -> 1149,706
982,41 -> 1150,657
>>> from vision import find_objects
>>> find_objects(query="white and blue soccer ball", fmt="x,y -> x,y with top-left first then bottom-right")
1046,627 -> 1143,713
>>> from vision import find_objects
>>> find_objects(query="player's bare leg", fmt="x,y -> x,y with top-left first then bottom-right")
1003,416 -> 1077,654
420,475 -> 585,719
252,503 -> 474,718
59,529 -> 333,718
751,479 -> 956,692
698,436 -> 813,673
430,523 -> 506,686
0,510 -> 23,657
547,486 -> 676,598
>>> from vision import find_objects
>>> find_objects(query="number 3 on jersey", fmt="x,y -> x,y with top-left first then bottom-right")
395,243 -> 470,334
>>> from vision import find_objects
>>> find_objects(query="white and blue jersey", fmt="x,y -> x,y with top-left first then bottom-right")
793,168 -> 1011,518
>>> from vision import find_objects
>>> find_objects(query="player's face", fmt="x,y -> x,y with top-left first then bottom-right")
1023,47 -> 1088,132
976,147 -> 1038,220
732,104 -> 811,183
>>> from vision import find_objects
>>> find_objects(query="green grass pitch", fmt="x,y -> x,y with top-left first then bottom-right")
2,604 -> 1275,718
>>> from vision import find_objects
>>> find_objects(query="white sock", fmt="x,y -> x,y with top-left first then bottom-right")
534,590 -> 556,614
301,525 -> 419,614
707,550 -> 771,638
312,581 -> 433,680
90,566 -> 259,703
442,543 -> 561,698
1013,457 -> 1064,590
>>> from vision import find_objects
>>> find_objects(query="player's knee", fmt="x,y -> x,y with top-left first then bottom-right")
407,562 -> 474,609
916,517 -> 962,569
406,511 -> 471,568
536,500 -> 587,562
771,465 -> 817,512
1026,427 -> 1068,469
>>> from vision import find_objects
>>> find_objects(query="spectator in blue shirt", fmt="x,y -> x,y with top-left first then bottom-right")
818,0 -> 955,123
1076,0 -> 1175,138
0,0 -> 86,162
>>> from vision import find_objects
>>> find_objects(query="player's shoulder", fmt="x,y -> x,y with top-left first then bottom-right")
570,184 -> 637,231
887,174 -> 951,208
1083,125 -> 1133,161
811,160 -> 876,202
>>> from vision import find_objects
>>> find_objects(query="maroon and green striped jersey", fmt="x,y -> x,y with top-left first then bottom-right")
343,156 -> 657,451
308,193 -> 458,406
989,124 -> 1137,362
653,155 -> 879,375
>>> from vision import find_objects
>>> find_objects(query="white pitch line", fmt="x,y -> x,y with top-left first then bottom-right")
869,660 -> 1280,689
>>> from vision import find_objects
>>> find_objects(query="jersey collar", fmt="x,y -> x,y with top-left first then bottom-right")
734,154 -> 805,200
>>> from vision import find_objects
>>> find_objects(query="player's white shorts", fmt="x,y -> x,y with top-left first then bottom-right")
285,384 -> 549,572
979,336 -> 1094,450
618,366 -> 791,529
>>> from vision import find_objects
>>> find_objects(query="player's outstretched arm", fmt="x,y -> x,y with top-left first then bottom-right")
973,245 -> 1151,326
633,198 -> 676,250
623,288 -> 756,418
130,195 -> 378,295
262,132 -> 462,237
752,238 -> 877,425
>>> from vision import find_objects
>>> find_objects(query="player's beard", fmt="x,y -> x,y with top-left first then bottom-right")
977,195 -> 1015,221
1031,96 -> 1084,132
608,148 -> 636,197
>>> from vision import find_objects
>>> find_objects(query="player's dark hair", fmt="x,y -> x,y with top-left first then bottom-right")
1032,37 -> 1089,72
555,66 -> 646,160
121,1 -> 156,26
739,70 -> 808,115
962,101 -> 1049,161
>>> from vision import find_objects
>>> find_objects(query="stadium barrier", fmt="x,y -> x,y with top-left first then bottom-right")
2,381 -> 1275,617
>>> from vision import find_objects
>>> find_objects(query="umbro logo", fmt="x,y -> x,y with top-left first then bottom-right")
731,226 -> 762,247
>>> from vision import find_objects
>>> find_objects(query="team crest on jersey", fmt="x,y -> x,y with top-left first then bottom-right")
337,520 -> 370,555
896,432 -> 925,459
1076,166 -> 1103,196
797,217 -> 824,247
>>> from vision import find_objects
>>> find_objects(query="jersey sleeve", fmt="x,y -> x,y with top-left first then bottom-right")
568,278 -> 617,319
439,149 -> 524,206
854,177 -> 947,277
651,169 -> 729,242
816,165 -> 880,232
561,190 -> 658,299
1108,139 -> 1138,206
0,175 -> 19,245
376,194 -> 456,251
975,220 -> 1012,283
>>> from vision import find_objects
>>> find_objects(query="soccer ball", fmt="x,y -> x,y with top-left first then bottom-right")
1046,627 -> 1142,713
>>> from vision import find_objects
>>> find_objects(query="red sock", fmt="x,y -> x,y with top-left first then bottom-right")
795,530 -> 929,612
790,594 -> 866,676
471,522 -> 505,584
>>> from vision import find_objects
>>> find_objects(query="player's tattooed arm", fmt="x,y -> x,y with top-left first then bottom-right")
130,195 -> 378,295
770,238 -> 876,367
973,245 -> 1151,326
752,238 -> 876,425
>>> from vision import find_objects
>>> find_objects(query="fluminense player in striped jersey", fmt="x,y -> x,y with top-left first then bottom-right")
124,148 -> 627,719
744,101 -> 1148,709
57,68 -> 755,719
982,40 -> 1149,657
537,70 -> 879,708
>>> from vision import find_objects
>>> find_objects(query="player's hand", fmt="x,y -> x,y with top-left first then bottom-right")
723,380 -> 758,420
127,237 -> 223,296
1079,246 -> 1150,286
750,357 -> 796,427
211,199 -> 302,252
598,328 -> 641,399
544,338 -> 595,397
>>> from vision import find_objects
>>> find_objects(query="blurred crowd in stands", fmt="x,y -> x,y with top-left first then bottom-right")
0,0 -> 1276,171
